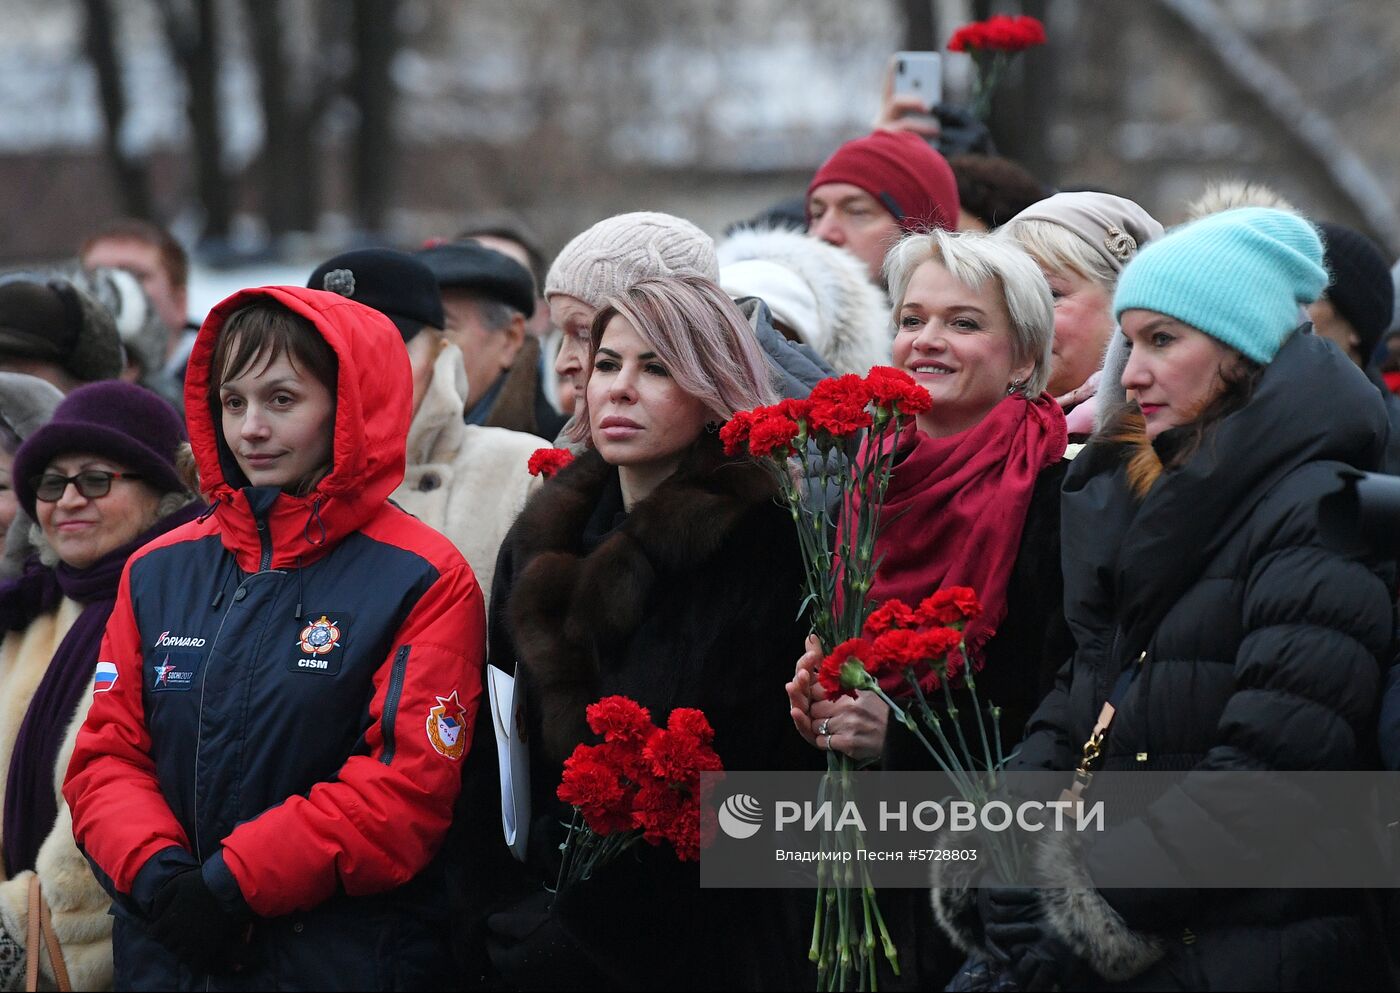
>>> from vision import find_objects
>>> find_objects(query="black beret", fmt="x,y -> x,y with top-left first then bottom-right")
416,242 -> 536,318
307,248 -> 445,342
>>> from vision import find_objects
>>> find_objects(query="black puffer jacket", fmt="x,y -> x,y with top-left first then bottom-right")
989,332 -> 1393,989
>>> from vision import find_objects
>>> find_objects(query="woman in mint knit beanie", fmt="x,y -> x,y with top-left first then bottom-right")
939,208 -> 1396,990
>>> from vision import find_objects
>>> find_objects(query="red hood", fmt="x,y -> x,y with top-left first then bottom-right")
184,286 -> 412,571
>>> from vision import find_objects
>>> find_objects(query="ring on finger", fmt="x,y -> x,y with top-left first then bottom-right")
818,718 -> 831,736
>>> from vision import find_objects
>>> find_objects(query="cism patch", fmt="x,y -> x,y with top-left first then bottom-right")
289,612 -> 351,675
150,650 -> 203,692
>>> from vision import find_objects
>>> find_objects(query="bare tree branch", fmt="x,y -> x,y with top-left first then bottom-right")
156,0 -> 232,241
82,0 -> 154,219
349,0 -> 399,236
1158,0 -> 1400,253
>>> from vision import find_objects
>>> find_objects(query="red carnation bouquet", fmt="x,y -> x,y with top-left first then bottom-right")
528,447 -> 574,479
822,587 -> 1023,882
555,696 -> 722,886
722,368 -> 930,990
721,369 -> 930,655
947,13 -> 1046,121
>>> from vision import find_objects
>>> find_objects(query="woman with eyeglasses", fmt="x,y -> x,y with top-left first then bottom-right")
0,381 -> 200,990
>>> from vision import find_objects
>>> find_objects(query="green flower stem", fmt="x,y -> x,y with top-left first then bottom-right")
991,705 -> 1006,770
860,882 -> 875,952
895,678 -> 975,798
971,51 -> 1009,121
867,878 -> 900,973
962,667 -> 997,777
937,670 -> 979,774
554,809 -> 581,893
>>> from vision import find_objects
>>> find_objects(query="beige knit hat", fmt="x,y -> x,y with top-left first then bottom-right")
1005,192 -> 1163,275
544,211 -> 719,308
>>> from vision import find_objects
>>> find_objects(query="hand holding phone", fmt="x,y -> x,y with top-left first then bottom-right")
893,51 -> 942,112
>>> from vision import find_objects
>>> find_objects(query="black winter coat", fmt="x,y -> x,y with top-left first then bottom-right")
982,332 -> 1395,989
470,436 -> 820,991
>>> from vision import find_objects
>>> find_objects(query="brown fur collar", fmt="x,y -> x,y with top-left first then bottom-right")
506,437 -> 779,764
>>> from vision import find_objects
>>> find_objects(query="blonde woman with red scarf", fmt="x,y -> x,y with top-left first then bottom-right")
785,227 -> 1073,988
789,227 -> 1072,760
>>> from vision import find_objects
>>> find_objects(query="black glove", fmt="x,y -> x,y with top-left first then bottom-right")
148,866 -> 247,973
932,102 -> 997,157
1006,934 -> 1083,992
976,884 -> 1085,990
977,883 -> 1045,965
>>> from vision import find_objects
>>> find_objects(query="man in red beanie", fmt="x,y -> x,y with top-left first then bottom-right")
806,130 -> 960,286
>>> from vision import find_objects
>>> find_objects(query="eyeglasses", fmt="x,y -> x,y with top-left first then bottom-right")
31,470 -> 143,503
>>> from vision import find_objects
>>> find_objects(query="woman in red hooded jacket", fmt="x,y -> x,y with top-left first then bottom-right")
63,287 -> 485,990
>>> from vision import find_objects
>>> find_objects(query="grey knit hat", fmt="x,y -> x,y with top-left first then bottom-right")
544,211 -> 719,308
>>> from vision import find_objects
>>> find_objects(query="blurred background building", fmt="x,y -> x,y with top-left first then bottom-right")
3,0 -> 1398,314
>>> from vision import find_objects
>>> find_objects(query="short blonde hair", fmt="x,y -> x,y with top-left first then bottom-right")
566,275 -> 777,446
884,229 -> 1054,396
997,217 -> 1118,291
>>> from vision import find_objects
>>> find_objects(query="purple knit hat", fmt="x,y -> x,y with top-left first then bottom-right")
14,381 -> 187,517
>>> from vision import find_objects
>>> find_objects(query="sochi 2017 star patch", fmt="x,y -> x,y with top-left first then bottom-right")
426,690 -> 468,760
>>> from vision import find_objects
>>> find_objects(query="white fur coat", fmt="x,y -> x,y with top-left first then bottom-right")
0,598 -> 114,991
393,343 -> 542,609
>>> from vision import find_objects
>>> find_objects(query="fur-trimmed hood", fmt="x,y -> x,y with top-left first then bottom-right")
504,437 -> 785,765
719,226 -> 891,376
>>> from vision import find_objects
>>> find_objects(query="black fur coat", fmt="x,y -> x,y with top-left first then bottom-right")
483,436 -> 819,990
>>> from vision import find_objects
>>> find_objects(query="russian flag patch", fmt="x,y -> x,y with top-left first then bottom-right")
94,661 -> 118,693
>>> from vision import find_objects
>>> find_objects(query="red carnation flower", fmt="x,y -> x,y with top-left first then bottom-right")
747,409 -> 802,458
918,626 -> 963,660
586,695 -> 653,745
817,637 -> 872,699
916,587 -> 983,625
864,599 -> 918,638
779,397 -> 814,421
528,447 -> 575,478
807,375 -> 874,438
557,744 -> 635,835
667,707 -> 715,745
868,628 -> 928,677
719,410 -> 755,456
865,366 -> 933,418
645,727 -> 723,783
635,779 -> 702,861
949,14 -> 1045,53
